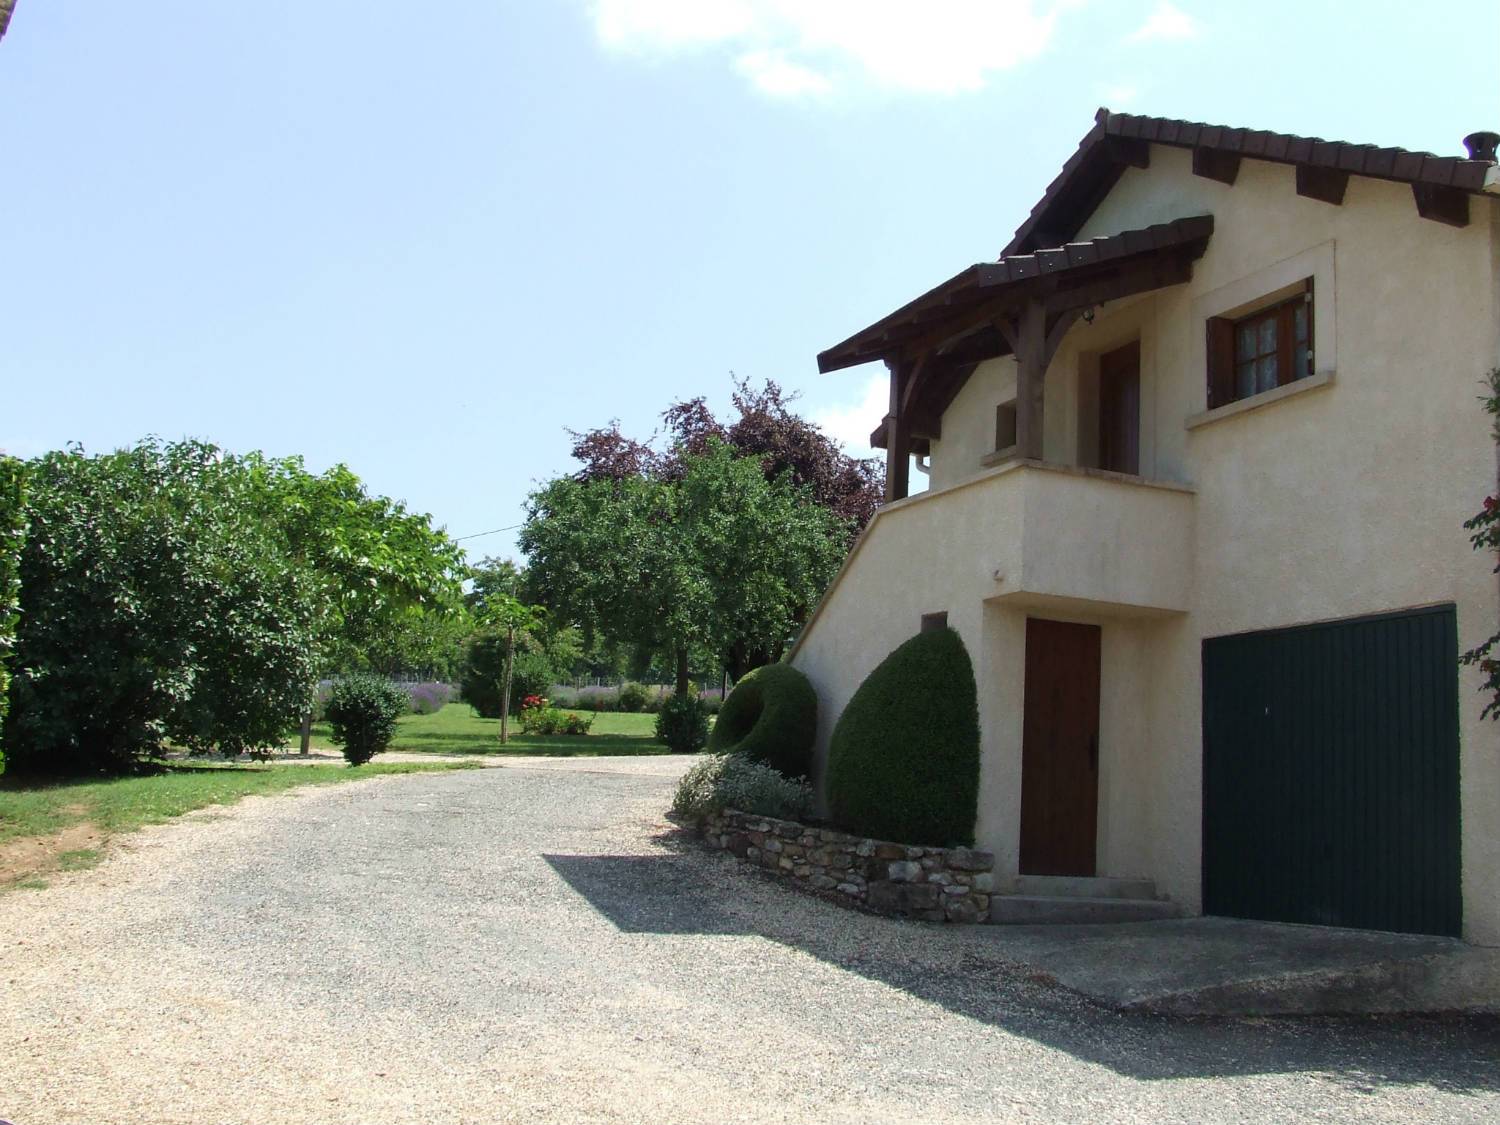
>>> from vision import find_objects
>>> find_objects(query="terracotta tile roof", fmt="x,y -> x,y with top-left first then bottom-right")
1003,108 -> 1496,257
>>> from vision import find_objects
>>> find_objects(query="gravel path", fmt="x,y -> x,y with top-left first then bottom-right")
3,758 -> 1496,1124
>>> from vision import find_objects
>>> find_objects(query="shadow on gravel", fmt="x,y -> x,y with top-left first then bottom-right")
544,849 -> 1500,1095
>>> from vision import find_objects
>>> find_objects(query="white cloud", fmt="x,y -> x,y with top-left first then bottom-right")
813,372 -> 888,457
736,49 -> 834,97
589,0 -> 1072,97
1127,2 -> 1199,44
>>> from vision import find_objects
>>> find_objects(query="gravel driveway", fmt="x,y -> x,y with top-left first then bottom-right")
3,757 -> 1496,1124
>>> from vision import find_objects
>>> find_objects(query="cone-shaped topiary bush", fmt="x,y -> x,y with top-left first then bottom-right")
707,663 -> 818,779
826,627 -> 980,847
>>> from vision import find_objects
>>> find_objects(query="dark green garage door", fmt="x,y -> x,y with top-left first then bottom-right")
1202,605 -> 1461,936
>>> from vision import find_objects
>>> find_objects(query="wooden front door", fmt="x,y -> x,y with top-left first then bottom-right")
1098,341 -> 1140,475
1020,618 -> 1102,876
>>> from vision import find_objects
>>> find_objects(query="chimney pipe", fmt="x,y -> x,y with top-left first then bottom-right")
1463,131 -> 1500,162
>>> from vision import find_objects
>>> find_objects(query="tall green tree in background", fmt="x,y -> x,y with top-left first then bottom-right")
240,455 -> 466,752
0,455 -> 28,775
522,440 -> 848,692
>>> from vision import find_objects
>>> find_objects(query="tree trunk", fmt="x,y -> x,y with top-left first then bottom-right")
298,711 -> 313,757
500,623 -> 515,744
674,645 -> 689,696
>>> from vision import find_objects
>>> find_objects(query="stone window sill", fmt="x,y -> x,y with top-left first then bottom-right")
1185,370 -> 1335,431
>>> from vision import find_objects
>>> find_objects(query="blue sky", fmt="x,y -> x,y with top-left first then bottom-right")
3,1 -> 1496,559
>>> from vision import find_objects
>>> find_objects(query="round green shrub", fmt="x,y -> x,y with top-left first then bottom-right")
324,674 -> 408,766
617,682 -> 650,713
707,663 -> 818,779
654,691 -> 710,754
825,627 -> 980,847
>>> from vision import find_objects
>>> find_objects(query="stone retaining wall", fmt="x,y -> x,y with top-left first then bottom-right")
700,808 -> 994,923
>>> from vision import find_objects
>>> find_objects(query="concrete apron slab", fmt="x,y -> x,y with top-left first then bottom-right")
974,916 -> 1500,1016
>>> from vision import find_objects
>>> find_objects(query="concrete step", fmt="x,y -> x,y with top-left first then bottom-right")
986,895 -> 1186,926
1013,875 -> 1159,901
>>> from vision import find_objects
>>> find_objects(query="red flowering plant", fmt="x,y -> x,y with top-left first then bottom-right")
518,694 -> 594,736
1461,368 -> 1500,719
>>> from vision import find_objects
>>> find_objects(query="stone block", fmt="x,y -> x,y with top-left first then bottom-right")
970,873 -> 994,893
887,860 -> 922,882
837,882 -> 862,896
775,822 -> 801,839
945,848 -> 995,872
778,857 -> 795,871
809,873 -> 839,890
874,843 -> 906,860
943,897 -> 981,924
921,855 -> 943,871
726,833 -> 751,858
940,883 -> 968,896
746,846 -> 760,861
764,838 -> 783,854
747,831 -> 766,847
905,846 -> 925,860
927,872 -> 953,886
793,864 -> 811,878
855,840 -> 876,858
867,881 -> 942,913
826,852 -> 853,871
799,834 -> 816,847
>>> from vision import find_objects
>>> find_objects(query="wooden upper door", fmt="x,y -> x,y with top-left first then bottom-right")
1098,340 -> 1140,476
1020,618 -> 1102,876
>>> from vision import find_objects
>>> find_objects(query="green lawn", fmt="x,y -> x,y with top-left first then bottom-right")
309,705 -> 670,758
0,760 -> 479,887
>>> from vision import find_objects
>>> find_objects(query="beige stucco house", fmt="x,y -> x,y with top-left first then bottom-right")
791,109 -> 1500,944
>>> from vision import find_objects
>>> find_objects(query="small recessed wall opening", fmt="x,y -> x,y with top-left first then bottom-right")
920,611 -> 949,633
995,401 -> 1017,453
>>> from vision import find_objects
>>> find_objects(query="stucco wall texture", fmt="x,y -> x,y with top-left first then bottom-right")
792,144 -> 1500,944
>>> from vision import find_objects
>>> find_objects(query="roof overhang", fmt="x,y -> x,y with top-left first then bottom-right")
819,215 -> 1214,379
0,2 -> 15,43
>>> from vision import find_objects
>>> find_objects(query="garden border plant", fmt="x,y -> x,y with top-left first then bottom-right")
707,663 -> 818,778
825,627 -> 980,848
324,673 -> 409,766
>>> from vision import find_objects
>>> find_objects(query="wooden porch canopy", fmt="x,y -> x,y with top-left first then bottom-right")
817,215 -> 1214,501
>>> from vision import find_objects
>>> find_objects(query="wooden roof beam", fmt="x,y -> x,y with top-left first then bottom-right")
1412,182 -> 1470,227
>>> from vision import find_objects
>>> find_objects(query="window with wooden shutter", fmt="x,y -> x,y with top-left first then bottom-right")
1206,280 -> 1314,409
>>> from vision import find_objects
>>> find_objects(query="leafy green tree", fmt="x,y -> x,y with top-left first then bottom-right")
241,455 -> 465,752
5,441 -> 319,774
0,455 -> 28,774
522,440 -> 848,691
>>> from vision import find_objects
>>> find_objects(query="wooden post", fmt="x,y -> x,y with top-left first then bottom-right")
884,358 -> 911,502
1014,301 -> 1047,461
500,620 -> 514,744
298,710 -> 313,757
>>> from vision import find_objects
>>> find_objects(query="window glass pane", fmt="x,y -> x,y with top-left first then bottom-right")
1294,302 -> 1308,343
1236,361 -> 1256,400
1237,323 -> 1257,361
1256,355 -> 1279,393
1294,342 -> 1310,378
1258,317 -> 1278,354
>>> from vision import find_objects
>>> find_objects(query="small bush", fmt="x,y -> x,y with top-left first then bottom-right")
707,663 -> 818,779
670,753 -> 814,822
324,674 -> 408,766
518,695 -> 594,736
826,627 -> 980,847
617,682 -> 650,713
654,692 -> 710,754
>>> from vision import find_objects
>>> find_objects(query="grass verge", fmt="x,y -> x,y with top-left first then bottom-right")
0,759 -> 479,888
308,706 -> 671,757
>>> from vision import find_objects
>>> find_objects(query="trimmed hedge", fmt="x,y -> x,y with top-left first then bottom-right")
324,673 -> 408,766
706,663 -> 817,779
825,627 -> 980,847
